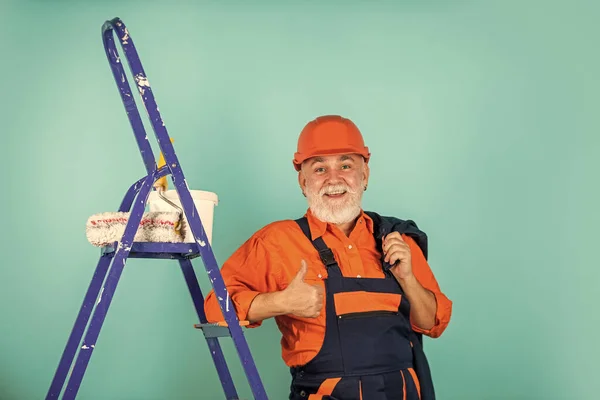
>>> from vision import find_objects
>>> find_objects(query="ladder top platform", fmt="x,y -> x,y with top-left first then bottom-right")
101,242 -> 201,259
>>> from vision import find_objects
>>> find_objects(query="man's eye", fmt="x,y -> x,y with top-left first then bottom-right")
341,164 -> 351,169
315,167 -> 325,173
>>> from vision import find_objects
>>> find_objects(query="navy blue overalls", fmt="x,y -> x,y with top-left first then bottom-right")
289,213 -> 436,400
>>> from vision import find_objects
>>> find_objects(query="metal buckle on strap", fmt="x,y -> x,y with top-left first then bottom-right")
318,249 -> 337,267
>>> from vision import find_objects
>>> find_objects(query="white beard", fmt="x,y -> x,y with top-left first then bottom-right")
305,181 -> 364,225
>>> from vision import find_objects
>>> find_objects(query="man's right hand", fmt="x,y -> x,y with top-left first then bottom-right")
245,260 -> 324,323
281,260 -> 324,318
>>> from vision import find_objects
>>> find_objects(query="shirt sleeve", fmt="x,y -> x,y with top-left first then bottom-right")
404,235 -> 453,338
204,234 -> 282,328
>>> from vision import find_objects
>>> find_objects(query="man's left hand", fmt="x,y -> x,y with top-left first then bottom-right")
382,232 -> 413,280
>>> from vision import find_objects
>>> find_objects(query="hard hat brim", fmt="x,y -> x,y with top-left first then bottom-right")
292,147 -> 371,171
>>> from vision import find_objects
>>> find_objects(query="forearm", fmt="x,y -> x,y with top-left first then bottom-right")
246,291 -> 289,322
395,273 -> 437,330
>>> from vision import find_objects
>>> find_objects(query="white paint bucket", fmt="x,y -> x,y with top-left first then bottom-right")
147,189 -> 218,244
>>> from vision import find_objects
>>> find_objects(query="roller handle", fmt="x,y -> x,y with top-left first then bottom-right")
153,137 -> 175,191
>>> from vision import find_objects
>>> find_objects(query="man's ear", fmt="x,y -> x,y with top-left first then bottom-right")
363,159 -> 370,189
298,169 -> 306,197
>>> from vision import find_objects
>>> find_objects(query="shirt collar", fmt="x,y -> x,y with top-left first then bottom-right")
304,208 -> 374,240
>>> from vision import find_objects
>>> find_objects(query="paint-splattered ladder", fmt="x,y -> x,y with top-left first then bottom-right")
45,17 -> 268,400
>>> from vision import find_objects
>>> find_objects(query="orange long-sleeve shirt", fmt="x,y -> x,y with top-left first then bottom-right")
204,209 -> 452,367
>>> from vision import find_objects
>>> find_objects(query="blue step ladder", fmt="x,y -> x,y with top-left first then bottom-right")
46,17 -> 268,400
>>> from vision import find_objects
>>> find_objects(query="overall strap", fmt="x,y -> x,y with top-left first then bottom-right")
294,218 -> 342,278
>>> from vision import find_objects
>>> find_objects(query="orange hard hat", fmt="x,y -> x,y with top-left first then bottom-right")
292,115 -> 371,171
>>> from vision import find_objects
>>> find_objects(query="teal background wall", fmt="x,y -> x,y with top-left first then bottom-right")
1,1 -> 598,399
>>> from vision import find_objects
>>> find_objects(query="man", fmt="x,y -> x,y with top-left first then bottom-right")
204,115 -> 452,400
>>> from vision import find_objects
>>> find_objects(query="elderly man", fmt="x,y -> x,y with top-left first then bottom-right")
204,115 -> 452,400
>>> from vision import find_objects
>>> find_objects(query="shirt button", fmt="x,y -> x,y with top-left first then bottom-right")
318,274 -> 322,279
348,245 -> 353,250
357,275 -> 361,278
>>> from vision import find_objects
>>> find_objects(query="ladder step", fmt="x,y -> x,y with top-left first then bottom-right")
194,321 -> 250,338
101,242 -> 200,259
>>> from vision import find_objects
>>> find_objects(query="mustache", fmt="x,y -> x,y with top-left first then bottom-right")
319,184 -> 358,196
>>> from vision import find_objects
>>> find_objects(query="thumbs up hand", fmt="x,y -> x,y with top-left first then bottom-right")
282,260 -> 324,318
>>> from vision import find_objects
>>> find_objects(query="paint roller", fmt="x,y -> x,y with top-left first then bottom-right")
85,138 -> 185,247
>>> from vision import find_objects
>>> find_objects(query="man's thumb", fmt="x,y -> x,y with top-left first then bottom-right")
293,260 -> 308,283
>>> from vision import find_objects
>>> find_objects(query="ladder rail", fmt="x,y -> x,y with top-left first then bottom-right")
179,259 -> 239,399
45,256 -> 112,399
102,18 -> 185,191
46,172 -> 158,400
101,21 -> 156,175
61,174 -> 156,400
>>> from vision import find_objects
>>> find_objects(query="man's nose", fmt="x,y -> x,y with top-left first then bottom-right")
325,169 -> 342,183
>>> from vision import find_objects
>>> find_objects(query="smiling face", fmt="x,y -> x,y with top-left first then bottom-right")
299,153 -> 370,225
